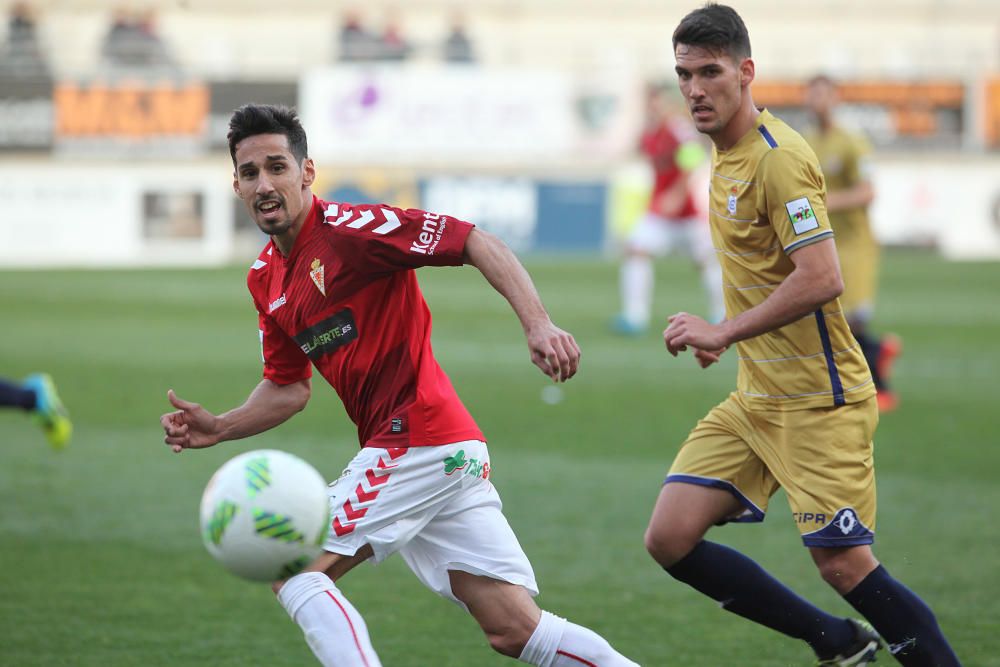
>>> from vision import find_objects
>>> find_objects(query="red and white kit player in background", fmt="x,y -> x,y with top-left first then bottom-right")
160,104 -> 639,667
614,85 -> 725,335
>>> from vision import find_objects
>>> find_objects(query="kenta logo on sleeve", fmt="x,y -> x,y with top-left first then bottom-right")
293,309 -> 359,360
410,213 -> 447,255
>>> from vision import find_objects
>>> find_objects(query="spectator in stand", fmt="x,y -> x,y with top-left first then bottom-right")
377,9 -> 412,62
337,9 -> 379,62
442,12 -> 476,64
2,2 -> 49,78
101,7 -> 175,71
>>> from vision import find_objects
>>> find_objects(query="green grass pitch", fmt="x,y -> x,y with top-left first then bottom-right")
1,250 -> 998,666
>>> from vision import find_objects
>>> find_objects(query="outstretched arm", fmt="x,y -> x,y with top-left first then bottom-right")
160,378 -> 311,453
665,238 -> 843,356
463,228 -> 580,382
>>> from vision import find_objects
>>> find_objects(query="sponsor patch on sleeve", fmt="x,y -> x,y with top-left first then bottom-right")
785,197 -> 820,235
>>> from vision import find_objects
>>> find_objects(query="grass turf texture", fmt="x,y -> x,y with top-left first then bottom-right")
1,250 -> 998,666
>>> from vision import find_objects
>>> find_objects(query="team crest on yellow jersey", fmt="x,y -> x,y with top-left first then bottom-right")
309,258 -> 326,296
727,186 -> 738,215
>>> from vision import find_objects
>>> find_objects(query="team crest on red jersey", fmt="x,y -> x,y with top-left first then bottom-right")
309,258 -> 326,296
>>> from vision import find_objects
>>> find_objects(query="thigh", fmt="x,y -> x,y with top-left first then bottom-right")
676,218 -> 715,264
646,480 -> 745,555
627,213 -> 672,255
397,476 -> 538,607
751,398 -> 879,548
322,441 -> 485,564
667,393 -> 780,524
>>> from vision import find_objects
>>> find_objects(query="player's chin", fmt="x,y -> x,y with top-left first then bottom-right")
255,213 -> 291,234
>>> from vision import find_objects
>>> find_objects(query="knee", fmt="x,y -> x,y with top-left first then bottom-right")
484,624 -> 533,658
814,550 -> 878,594
644,525 -> 698,568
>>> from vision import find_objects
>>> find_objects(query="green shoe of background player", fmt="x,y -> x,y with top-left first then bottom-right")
23,373 -> 72,449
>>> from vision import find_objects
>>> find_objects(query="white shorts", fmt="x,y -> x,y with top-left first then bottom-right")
324,440 -> 538,605
627,212 -> 714,263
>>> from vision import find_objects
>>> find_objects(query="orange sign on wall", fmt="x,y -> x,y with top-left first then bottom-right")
54,81 -> 209,139
985,77 -> 1000,149
753,80 -> 964,139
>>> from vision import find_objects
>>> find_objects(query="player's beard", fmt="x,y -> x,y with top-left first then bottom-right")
253,195 -> 292,236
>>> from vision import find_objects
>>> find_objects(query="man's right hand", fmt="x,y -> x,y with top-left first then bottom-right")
161,389 -> 221,453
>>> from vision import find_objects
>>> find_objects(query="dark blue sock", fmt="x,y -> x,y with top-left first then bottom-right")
0,378 -> 36,410
844,565 -> 961,666
854,331 -> 885,389
666,540 -> 853,658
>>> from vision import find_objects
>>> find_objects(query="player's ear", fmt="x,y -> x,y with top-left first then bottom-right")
740,57 -> 756,88
301,158 -> 316,188
232,172 -> 240,198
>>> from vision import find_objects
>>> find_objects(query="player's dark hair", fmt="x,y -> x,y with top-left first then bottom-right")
227,104 -> 308,166
672,3 -> 751,62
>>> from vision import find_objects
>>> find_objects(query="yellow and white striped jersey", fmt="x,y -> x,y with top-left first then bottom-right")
710,109 -> 875,410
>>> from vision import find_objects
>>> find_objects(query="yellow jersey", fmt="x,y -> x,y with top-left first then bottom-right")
710,109 -> 875,410
803,125 -> 875,248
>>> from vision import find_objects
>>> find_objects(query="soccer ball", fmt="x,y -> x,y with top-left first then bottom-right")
199,449 -> 330,582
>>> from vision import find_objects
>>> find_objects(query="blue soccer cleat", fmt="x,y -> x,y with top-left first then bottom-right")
22,373 -> 72,450
610,314 -> 647,337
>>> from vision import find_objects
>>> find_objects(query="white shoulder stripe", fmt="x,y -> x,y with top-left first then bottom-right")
373,209 -> 402,235
251,258 -> 267,270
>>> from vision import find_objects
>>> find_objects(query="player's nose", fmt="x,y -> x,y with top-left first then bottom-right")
688,78 -> 706,99
255,172 -> 276,195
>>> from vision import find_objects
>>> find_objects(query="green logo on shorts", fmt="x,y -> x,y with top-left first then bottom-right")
442,450 -> 490,479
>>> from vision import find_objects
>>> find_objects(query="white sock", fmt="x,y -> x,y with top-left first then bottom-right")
519,610 -> 640,667
699,259 -> 725,324
621,256 -> 653,327
277,571 -> 382,667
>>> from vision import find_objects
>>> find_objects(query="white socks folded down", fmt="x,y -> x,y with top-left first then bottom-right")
278,573 -> 639,667
278,571 -> 382,667
519,610 -> 641,667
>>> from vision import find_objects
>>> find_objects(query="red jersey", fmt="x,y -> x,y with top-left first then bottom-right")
640,120 -> 698,219
247,195 -> 484,449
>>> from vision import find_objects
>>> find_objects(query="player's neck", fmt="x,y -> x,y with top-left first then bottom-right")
272,192 -> 314,257
712,95 -> 760,152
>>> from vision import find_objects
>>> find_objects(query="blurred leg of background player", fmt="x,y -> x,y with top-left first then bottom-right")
837,235 -> 902,413
0,374 -> 72,448
849,310 -> 902,413
615,214 -> 724,335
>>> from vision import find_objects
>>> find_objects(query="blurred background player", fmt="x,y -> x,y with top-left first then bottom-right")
613,83 -> 725,335
0,373 -> 71,448
804,75 -> 902,412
